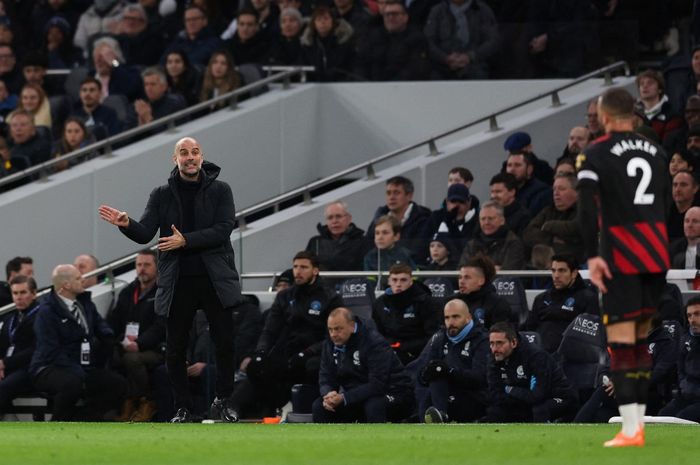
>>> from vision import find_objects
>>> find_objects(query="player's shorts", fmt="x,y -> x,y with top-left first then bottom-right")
602,273 -> 666,324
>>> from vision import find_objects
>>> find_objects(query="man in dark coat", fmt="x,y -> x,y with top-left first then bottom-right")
98,136 -> 243,423
0,276 -> 40,416
372,264 -> 439,365
161,6 -> 223,67
454,255 -> 512,328
485,322 -> 578,422
526,255 -> 599,353
30,265 -> 126,421
419,299 -> 490,423
305,201 -> 369,273
313,307 -> 414,423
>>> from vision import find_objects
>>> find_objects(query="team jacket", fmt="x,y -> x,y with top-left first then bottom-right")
454,286 -> 512,329
319,318 -> 413,405
0,301 -> 39,374
678,330 -> 700,401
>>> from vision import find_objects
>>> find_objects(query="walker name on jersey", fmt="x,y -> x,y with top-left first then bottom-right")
610,139 -> 658,157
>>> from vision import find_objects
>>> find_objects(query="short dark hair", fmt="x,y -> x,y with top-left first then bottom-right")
554,172 -> 577,188
237,7 -> 259,21
460,254 -> 496,283
551,254 -> 578,271
636,69 -> 665,93
599,87 -> 635,119
507,151 -> 534,167
673,169 -> 699,186
489,321 -> 518,341
389,263 -> 413,276
686,296 -> 700,308
137,249 -> 157,261
375,215 -> 401,235
6,256 -> 32,280
386,176 -> 414,194
9,275 -> 37,292
293,250 -> 319,268
80,76 -> 102,91
489,172 -> 518,191
448,167 -> 473,183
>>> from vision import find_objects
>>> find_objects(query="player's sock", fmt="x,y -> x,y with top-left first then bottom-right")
635,338 -> 652,427
608,342 -> 639,436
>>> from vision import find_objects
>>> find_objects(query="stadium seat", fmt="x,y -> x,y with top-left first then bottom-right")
64,67 -> 89,102
421,277 -> 455,299
492,276 -> 529,328
336,278 -> 375,320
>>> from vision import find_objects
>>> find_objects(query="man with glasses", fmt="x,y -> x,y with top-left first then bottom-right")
306,201 -> 369,273
161,5 -> 223,67
114,3 -> 164,66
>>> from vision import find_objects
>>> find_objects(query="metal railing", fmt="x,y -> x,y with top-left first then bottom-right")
0,61 -> 632,314
0,67 -> 309,190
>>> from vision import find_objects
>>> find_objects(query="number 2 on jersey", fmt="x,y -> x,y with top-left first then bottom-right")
626,157 -> 654,205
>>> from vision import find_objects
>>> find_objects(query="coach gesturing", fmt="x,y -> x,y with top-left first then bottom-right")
99,136 -> 242,423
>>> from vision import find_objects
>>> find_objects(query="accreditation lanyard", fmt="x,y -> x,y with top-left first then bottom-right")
8,306 -> 39,344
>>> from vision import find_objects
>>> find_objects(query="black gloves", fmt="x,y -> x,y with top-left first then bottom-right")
418,359 -> 452,385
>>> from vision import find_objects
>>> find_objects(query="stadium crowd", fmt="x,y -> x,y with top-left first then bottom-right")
1,1 -> 700,424
0,0 -> 694,186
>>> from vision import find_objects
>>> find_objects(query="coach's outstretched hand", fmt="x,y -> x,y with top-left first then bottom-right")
98,205 -> 129,228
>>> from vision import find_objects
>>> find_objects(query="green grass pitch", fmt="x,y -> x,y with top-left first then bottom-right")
0,423 -> 698,465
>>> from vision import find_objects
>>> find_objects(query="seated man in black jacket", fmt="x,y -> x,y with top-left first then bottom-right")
0,276 -> 40,416
485,322 -> 578,422
108,249 -> 165,422
419,299 -> 489,423
526,255 -> 599,353
313,307 -> 414,423
30,264 -> 126,421
455,255 -> 512,329
372,264 -> 439,365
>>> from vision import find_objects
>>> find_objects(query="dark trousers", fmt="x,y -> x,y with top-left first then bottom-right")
33,366 -> 126,421
115,350 -> 163,399
312,391 -> 414,423
167,275 -> 234,410
659,397 -> 700,422
0,369 -> 34,414
152,363 -> 216,421
423,378 -> 486,422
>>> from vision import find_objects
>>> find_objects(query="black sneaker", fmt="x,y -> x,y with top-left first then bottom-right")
170,408 -> 193,423
424,406 -> 448,424
210,397 -> 239,423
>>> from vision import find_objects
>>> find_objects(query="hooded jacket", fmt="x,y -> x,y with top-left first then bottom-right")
119,161 -> 242,316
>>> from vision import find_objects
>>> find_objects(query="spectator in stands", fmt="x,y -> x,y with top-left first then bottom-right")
523,173 -> 583,261
446,166 -> 479,221
418,299 -> 489,423
558,126 -> 591,164
267,8 -> 305,66
688,126 -> 700,151
454,255 -> 511,328
235,251 -> 343,417
0,134 -> 29,179
422,183 -> 477,258
366,175 -> 431,261
90,36 -> 143,103
30,264 -> 126,421
636,69 -> 683,142
355,0 -> 431,81
227,8 -> 272,66
272,268 -> 294,293
250,0 -> 281,43
488,173 -> 531,236
52,116 -> 95,172
20,50 -> 61,97
372,264 -> 438,365
133,66 -> 186,128
554,158 -> 576,177
485,322 -> 578,422
423,0 -> 499,79
0,275 -> 40,416
664,96 -> 700,156
108,249 -> 165,423
671,206 -> 700,269
658,297 -> 700,422
73,0 -> 127,55
0,44 -> 22,94
0,77 -> 16,129
42,16 -> 84,69
301,5 -> 356,82
313,307 -> 414,423
526,255 -> 598,353
668,170 -> 700,244
306,201 -> 369,273
460,200 -> 527,271
71,77 -> 122,140
8,109 -> 51,166
424,233 -> 458,271
505,152 -> 552,217
30,2 -> 82,50
668,148 -> 699,178
333,0 -> 370,39
161,5 -> 223,68
199,50 -> 241,107
502,131 -> 554,186
114,3 -> 165,67
164,49 -> 202,107
364,215 -> 416,275
586,97 -> 604,139
15,84 -> 51,132
73,253 -> 99,289
0,256 -> 34,307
